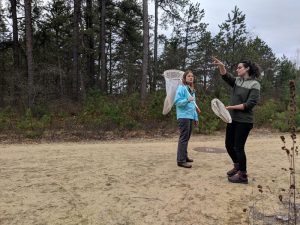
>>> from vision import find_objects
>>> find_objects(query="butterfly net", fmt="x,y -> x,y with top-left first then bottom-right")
211,98 -> 232,123
162,70 -> 184,115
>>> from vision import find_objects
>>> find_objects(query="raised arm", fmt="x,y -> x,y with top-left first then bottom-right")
212,56 -> 227,75
212,56 -> 236,87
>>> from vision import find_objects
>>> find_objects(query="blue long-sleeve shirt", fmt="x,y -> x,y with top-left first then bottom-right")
174,85 -> 198,121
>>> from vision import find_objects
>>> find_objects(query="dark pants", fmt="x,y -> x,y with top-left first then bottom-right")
177,119 -> 193,163
225,121 -> 253,172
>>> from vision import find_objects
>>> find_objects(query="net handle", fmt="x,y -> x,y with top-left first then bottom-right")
182,84 -> 201,113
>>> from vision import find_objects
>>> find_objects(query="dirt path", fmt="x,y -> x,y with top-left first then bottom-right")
0,132 -> 297,225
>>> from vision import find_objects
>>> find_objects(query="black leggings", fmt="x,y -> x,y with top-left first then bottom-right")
225,121 -> 253,172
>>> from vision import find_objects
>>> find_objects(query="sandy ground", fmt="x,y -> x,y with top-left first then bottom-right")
0,131 -> 299,225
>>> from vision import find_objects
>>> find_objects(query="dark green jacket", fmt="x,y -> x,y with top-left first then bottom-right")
222,73 -> 260,123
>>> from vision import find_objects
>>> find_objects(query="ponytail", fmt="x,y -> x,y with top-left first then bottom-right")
240,61 -> 261,79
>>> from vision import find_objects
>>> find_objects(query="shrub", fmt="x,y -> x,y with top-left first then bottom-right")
254,99 -> 278,126
272,112 -> 289,132
3,90 -> 299,137
295,113 -> 300,130
147,91 -> 169,120
17,109 -> 51,131
196,95 -> 224,134
0,107 -> 15,129
31,103 -> 50,118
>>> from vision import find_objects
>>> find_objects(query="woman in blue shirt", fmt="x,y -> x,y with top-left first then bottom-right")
174,70 -> 199,168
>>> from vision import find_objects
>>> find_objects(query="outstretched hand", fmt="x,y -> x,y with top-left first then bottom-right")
212,57 -> 224,66
212,56 -> 227,75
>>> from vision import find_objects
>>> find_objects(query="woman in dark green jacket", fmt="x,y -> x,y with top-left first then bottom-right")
213,57 -> 261,184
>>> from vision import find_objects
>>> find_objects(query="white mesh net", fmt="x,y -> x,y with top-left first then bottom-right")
162,69 -> 201,115
162,70 -> 184,115
211,98 -> 232,123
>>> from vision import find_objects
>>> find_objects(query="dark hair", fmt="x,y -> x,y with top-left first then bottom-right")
182,70 -> 194,88
240,60 -> 261,78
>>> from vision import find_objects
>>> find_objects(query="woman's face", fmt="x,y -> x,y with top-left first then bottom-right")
236,63 -> 249,77
185,72 -> 194,83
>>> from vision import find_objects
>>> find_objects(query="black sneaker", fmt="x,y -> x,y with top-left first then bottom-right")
228,171 -> 248,184
227,163 -> 239,177
186,157 -> 194,163
177,162 -> 192,168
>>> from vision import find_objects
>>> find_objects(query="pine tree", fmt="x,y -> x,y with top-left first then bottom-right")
141,0 -> 149,100
190,31 -> 215,92
114,0 -> 143,94
24,0 -> 35,107
245,36 -> 278,99
85,0 -> 95,88
151,0 -> 188,92
172,2 -> 206,70
100,0 -> 107,93
216,6 -> 247,71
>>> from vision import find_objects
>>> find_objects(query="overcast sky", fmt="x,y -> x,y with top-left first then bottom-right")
150,0 -> 300,64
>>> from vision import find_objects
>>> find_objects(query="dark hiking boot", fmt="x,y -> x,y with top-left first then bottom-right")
177,162 -> 192,168
227,163 -> 239,177
228,171 -> 248,184
186,157 -> 194,163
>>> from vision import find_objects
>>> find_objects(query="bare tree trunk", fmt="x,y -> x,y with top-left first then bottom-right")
183,19 -> 189,70
72,0 -> 82,100
86,0 -> 95,87
55,29 -> 64,98
230,24 -> 236,71
151,0 -> 158,93
0,3 -> 4,106
10,0 -> 20,104
0,54 -> 4,106
203,71 -> 207,91
11,0 -> 20,68
108,24 -> 113,94
24,0 -> 34,108
141,0 -> 149,100
100,0 -> 107,93
80,70 -> 86,100
58,56 -> 64,97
